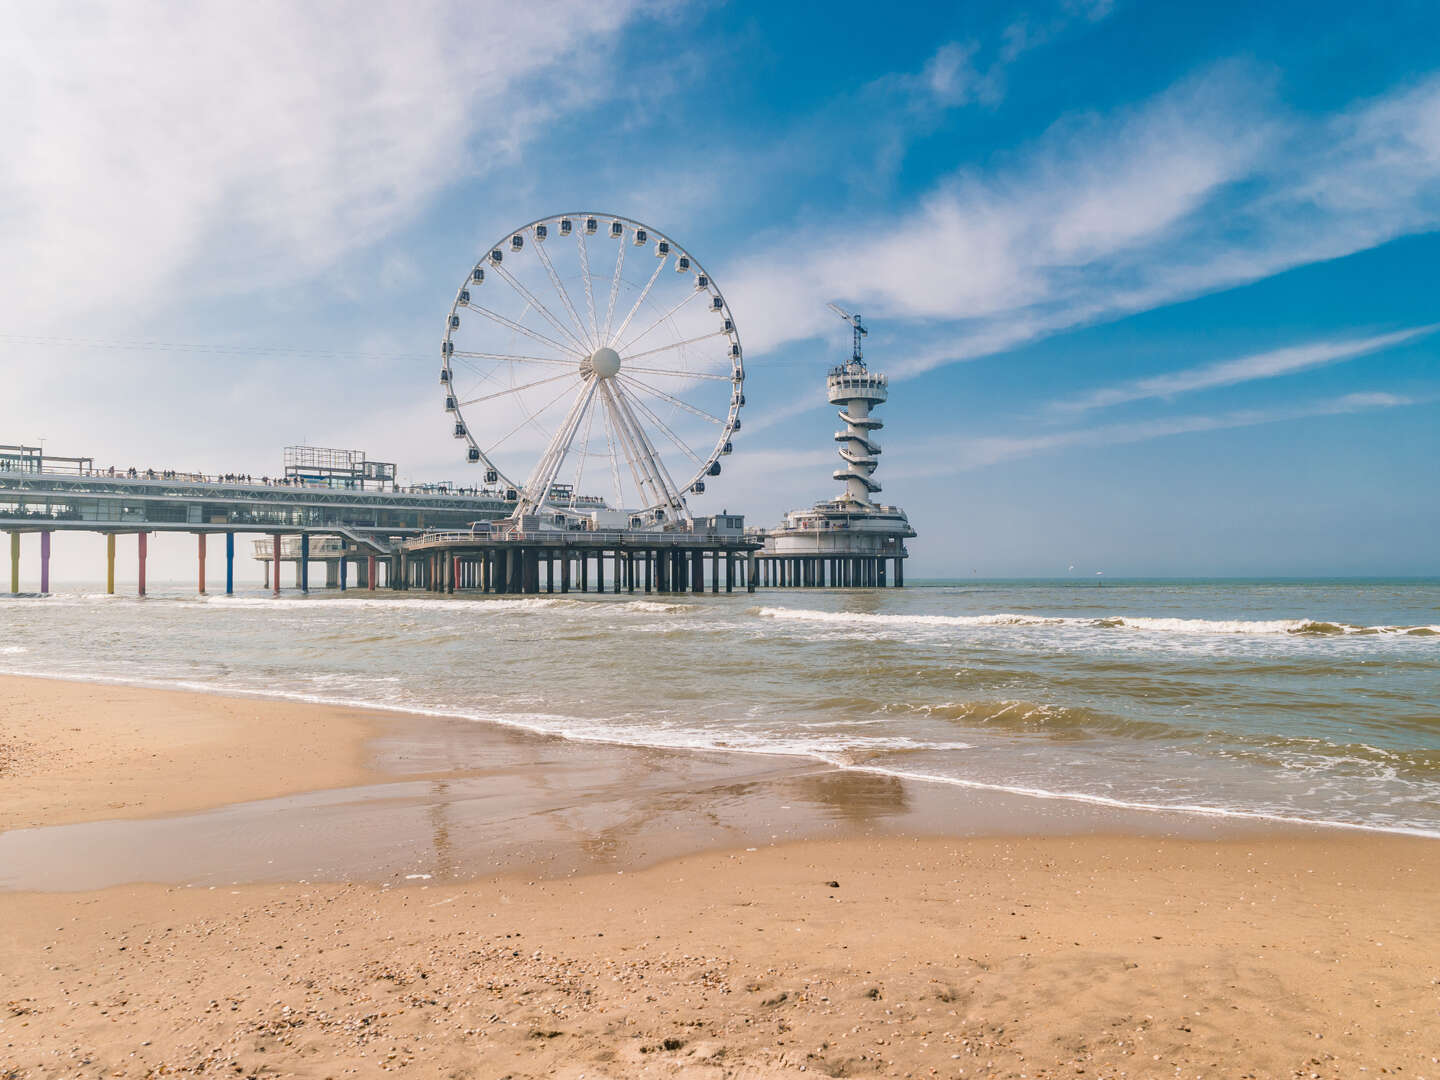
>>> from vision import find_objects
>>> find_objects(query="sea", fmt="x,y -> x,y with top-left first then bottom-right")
2,578 -> 1438,837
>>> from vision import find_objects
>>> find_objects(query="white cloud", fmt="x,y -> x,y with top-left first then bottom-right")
726,66 -> 1440,381
891,390 -> 1420,476
1053,324 -> 1440,413
0,1 -> 652,329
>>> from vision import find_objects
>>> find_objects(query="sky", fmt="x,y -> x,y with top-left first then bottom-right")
2,0 -> 1438,581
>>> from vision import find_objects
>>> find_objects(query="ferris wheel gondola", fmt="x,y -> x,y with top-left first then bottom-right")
440,213 -> 744,527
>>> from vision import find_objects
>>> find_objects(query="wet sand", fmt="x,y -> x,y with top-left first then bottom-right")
3,674 -> 1440,1078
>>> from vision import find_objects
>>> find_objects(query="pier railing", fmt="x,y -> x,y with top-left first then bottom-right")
411,527 -> 759,548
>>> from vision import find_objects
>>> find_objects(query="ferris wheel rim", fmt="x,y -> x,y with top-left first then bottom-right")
440,211 -> 744,519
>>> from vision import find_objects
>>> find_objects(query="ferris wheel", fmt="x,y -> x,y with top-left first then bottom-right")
441,213 -> 744,526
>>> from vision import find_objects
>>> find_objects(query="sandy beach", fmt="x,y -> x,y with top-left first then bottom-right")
3,674 -> 1439,1079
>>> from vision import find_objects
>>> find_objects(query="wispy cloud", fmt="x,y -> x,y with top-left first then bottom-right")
0,1 -> 653,328
1052,324 -> 1440,413
726,65 -> 1440,379
891,391 -> 1420,476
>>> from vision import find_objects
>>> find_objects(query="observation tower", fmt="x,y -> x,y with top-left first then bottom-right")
754,307 -> 915,587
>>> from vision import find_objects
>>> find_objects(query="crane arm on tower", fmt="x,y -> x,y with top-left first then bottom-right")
826,302 -> 867,367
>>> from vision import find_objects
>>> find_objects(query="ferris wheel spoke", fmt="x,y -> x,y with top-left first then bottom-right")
602,234 -> 626,342
452,350 -> 578,368
467,304 -> 581,358
615,380 -> 706,468
577,230 -> 600,346
519,378 -> 597,512
599,383 -> 654,503
457,370 -> 579,407
608,255 -> 667,347
491,263 -> 592,356
484,378 -> 584,459
623,364 -> 732,381
532,234 -> 594,350
623,330 -> 729,363
568,385 -> 601,509
597,390 -> 626,508
618,373 -> 726,426
608,380 -> 688,512
615,288 -> 703,353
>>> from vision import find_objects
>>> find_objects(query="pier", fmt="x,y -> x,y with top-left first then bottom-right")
1,443 -> 509,596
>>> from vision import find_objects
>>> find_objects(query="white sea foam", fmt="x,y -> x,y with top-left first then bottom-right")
0,645 -> 27,654
754,607 -> 1060,628
756,607 -> 1440,637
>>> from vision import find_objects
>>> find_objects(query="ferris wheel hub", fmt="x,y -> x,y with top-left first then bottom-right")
586,346 -> 622,379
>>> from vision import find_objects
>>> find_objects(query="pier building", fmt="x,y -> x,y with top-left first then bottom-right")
0,443 -> 509,596
753,309 -> 915,587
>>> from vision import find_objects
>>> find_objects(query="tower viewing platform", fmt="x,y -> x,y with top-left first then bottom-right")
753,309 -> 915,587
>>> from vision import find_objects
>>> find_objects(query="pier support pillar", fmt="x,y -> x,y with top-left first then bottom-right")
225,533 -> 234,595
896,558 -> 904,587
726,551 -> 735,593
300,534 -> 310,593
40,531 -> 51,594
138,532 -> 148,597
370,554 -> 378,592
339,553 -> 348,591
106,534 -> 116,595
747,552 -> 756,593
196,533 -> 206,595
271,534 -> 281,596
8,532 -> 17,595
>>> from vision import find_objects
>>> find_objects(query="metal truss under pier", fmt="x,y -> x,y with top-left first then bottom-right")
398,529 -> 762,595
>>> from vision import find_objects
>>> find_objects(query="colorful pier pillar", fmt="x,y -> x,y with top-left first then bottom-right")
8,533 -> 17,594
225,533 -> 235,595
197,533 -> 207,595
106,534 -> 116,595
271,534 -> 281,596
40,531 -> 51,594
300,533 -> 310,593
137,532 -> 148,597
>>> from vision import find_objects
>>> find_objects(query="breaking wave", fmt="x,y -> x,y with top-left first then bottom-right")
756,607 -> 1440,637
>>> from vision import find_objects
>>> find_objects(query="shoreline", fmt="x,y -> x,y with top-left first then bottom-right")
0,671 -> 1335,895
4,668 -> 1434,845
5,674 -> 1440,1076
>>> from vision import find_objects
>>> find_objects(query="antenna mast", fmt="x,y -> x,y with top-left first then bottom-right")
826,302 -> 867,368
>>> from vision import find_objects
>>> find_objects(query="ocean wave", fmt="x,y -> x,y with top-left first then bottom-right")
0,645 -> 27,654
896,699 -> 1180,740
757,607 -> 1440,637
754,607 -> 1061,628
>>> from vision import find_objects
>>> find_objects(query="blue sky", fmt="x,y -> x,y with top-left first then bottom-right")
2,0 -> 1438,579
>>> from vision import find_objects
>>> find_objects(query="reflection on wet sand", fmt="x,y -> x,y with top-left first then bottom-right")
785,768 -> 911,825
0,713 -> 1265,892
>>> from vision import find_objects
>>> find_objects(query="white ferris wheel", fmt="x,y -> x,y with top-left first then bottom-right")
441,213 -> 744,526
